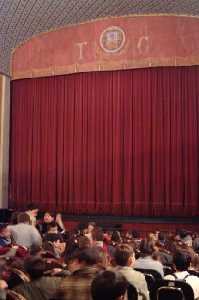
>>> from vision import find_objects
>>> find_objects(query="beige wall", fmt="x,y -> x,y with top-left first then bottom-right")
0,74 -> 10,208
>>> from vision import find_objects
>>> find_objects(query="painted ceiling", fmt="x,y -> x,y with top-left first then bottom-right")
0,0 -> 198,75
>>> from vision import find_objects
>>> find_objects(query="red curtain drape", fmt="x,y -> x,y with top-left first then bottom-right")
9,67 -> 199,216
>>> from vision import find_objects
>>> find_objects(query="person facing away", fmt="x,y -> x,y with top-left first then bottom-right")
134,238 -> 164,277
91,270 -> 128,300
8,213 -> 42,249
164,251 -> 199,299
56,247 -> 102,300
112,243 -> 149,300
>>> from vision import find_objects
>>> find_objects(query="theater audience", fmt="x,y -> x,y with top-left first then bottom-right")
112,244 -> 149,300
1,210 -> 199,300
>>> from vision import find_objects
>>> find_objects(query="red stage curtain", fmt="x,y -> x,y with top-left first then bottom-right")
10,67 -> 199,216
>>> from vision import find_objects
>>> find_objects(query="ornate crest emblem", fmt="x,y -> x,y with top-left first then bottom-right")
100,26 -> 126,53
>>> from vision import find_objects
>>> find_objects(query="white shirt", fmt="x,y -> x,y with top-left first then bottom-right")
165,271 -> 199,299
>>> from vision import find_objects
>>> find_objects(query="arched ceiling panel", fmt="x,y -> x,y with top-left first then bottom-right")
0,0 -> 198,75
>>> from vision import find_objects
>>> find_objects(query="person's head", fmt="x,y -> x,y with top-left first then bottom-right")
0,224 -> 11,239
78,236 -> 91,249
139,239 -> 155,257
158,232 -> 166,242
43,212 -> 54,224
114,244 -> 135,267
47,221 -> 58,233
91,270 -> 128,300
26,203 -> 39,217
87,222 -> 95,233
67,247 -> 101,272
77,247 -> 101,266
111,231 -> 122,244
10,212 -> 19,225
173,251 -> 191,271
24,257 -> 46,280
17,213 -> 31,224
191,255 -> 199,271
131,230 -> 140,239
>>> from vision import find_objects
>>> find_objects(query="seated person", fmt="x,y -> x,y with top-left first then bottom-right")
43,233 -> 66,259
165,251 -> 199,299
57,247 -> 101,300
112,243 -> 149,300
134,239 -> 164,277
0,224 -> 11,247
43,222 -> 63,243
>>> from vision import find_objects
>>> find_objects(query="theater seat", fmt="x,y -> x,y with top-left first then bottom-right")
151,279 -> 194,300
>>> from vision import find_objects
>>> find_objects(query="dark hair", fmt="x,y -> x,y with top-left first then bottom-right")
11,212 -> 19,225
17,213 -> 30,224
91,270 -> 128,300
173,251 -> 191,271
139,239 -> 155,257
0,223 -> 7,233
111,231 -> 122,243
44,211 -> 55,218
132,230 -> 140,239
114,244 -> 134,266
29,245 -> 43,256
26,203 -> 38,210
178,230 -> 189,239
24,257 -> 46,279
88,222 -> 96,227
76,247 -> 101,266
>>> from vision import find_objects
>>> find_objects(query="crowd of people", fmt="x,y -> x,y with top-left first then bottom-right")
0,204 -> 199,299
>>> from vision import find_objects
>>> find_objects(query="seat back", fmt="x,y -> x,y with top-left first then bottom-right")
134,268 -> 162,292
188,270 -> 199,277
7,290 -> 27,300
134,268 -> 162,280
7,268 -> 30,289
151,279 -> 194,300
157,286 -> 184,300
163,266 -> 174,276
